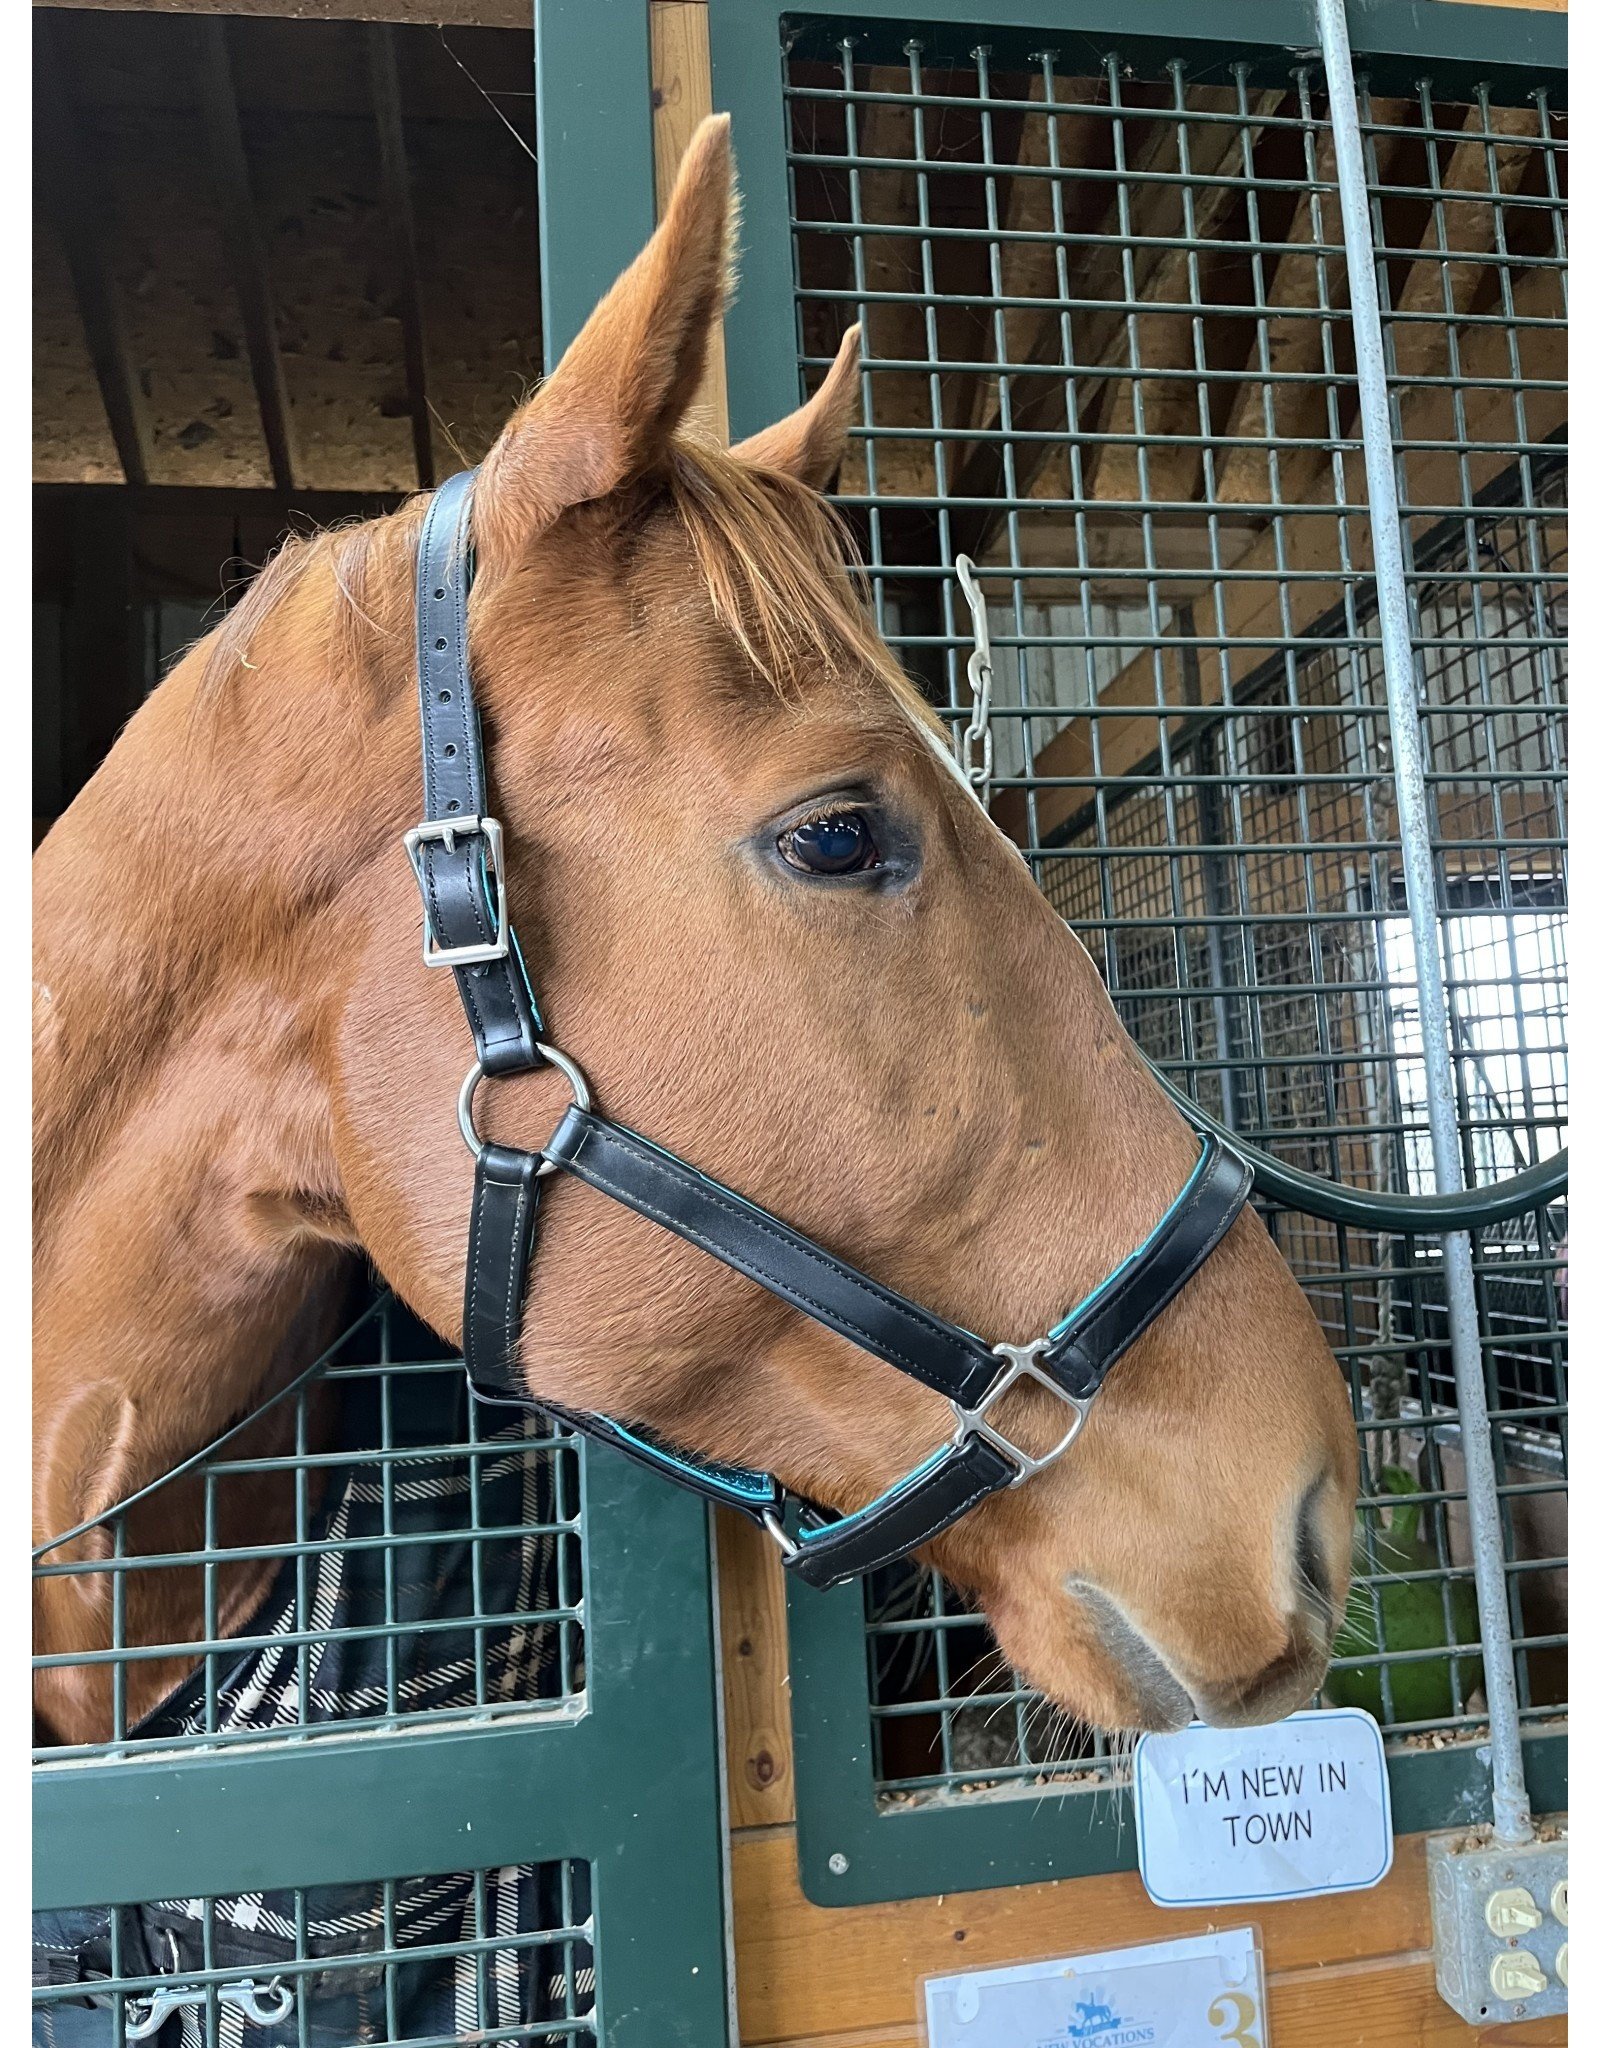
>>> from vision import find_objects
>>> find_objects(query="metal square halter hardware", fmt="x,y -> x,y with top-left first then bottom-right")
402,814 -> 512,968
953,1339 -> 1091,1484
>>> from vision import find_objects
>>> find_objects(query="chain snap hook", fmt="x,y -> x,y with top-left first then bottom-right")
953,554 -> 994,809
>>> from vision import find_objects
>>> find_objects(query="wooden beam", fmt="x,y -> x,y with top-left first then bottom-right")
1082,91 -> 1285,507
950,81 -> 1111,500
986,82 -> 1103,371
367,23 -> 434,487
850,86 -> 933,499
191,18 -> 300,491
1214,105 -> 1541,512
1214,112 -> 1411,511
1387,104 -> 1540,382
34,14 -> 154,486
1212,123 -> 1345,508
944,110 -> 1211,559
41,1 -> 535,24
934,92 -> 1032,448
717,1510 -> 795,1829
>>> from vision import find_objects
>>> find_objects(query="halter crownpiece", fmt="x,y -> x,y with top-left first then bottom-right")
406,468 -> 1253,1589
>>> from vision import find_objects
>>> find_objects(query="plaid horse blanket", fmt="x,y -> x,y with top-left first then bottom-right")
34,1342 -> 594,2046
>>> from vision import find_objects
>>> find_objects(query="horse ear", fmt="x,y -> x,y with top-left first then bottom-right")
733,326 -> 861,489
473,114 -> 736,564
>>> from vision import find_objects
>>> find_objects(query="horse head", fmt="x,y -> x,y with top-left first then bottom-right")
35,116 -> 1356,1739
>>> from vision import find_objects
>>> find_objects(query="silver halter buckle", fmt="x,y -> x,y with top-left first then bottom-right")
403,814 -> 512,968
951,1337 -> 1090,1484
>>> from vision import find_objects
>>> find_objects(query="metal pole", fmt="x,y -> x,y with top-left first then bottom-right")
1314,0 -> 1534,1844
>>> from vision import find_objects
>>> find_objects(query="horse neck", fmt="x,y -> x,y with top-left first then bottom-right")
35,568 -> 412,1227
33,584 -> 402,1736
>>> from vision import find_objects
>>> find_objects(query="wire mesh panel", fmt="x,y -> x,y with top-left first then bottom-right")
781,20 -> 1565,1817
34,1859 -> 594,2046
34,1294 -> 585,1763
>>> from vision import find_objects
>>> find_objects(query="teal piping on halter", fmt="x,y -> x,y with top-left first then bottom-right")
603,1418 -> 781,1509
795,1446 -> 954,1544
1046,1136 -> 1217,1343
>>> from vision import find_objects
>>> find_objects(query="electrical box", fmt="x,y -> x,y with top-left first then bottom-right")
1428,1827 -> 1567,2026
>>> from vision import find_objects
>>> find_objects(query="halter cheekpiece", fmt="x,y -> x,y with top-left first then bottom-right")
405,468 -> 1253,1589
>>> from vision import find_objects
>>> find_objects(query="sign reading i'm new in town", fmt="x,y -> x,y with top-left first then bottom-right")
1133,1708 -> 1394,1907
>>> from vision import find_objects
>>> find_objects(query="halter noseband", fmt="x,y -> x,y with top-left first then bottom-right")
405,469 -> 1252,1590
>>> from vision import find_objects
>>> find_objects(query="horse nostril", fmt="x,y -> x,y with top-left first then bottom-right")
1295,1474 -> 1334,1628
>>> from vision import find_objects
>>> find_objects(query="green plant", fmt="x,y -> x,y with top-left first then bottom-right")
1323,1466 -> 1483,1726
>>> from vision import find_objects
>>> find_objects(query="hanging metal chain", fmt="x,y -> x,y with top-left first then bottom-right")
953,554 -> 994,806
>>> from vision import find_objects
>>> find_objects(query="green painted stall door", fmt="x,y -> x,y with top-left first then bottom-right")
33,1298 -> 734,2045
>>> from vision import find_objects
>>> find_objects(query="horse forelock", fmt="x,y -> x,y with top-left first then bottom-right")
661,439 -> 983,794
196,441 -> 962,783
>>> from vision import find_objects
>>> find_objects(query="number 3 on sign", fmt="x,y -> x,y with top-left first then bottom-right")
1208,1990 -> 1262,2048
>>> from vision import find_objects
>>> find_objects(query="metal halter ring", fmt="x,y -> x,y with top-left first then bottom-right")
457,1043 -> 592,1175
949,1337 -> 1091,1484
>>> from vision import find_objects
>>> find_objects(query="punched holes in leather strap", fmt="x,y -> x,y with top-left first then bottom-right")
410,467 -> 545,1074
415,468 -> 483,823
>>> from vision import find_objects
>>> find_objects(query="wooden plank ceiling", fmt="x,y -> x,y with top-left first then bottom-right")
33,5 -> 540,490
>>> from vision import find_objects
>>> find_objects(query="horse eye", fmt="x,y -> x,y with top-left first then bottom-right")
778,811 -> 881,877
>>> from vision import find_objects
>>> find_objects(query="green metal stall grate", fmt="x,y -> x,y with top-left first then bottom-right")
31,1288 -> 736,2042
34,1296 -> 588,1765
713,0 -> 1566,1902
34,1859 -> 595,2047
32,1285 -> 734,2042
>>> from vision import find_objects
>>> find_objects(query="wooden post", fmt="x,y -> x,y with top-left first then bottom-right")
191,19 -> 301,491
649,1 -> 730,444
648,0 -> 795,1829
367,23 -> 435,488
35,15 -> 155,487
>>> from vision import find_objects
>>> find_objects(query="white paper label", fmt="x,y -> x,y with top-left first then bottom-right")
1133,1707 -> 1393,1907
923,1925 -> 1268,2048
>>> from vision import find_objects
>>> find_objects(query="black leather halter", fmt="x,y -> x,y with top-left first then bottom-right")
405,468 -> 1253,1589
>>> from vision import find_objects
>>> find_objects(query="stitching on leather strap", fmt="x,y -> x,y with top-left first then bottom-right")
569,1135 -> 986,1395
502,1171 -> 529,1364
1077,1147 -> 1222,1339
466,1165 -> 491,1381
801,1465 -> 1001,1582
572,1121 -> 989,1394
1090,1160 -> 1245,1367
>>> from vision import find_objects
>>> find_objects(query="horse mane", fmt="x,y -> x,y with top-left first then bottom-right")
198,499 -> 428,710
197,438 -> 951,757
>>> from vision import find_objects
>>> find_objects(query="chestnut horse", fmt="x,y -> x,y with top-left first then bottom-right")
34,118 -> 1356,1748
